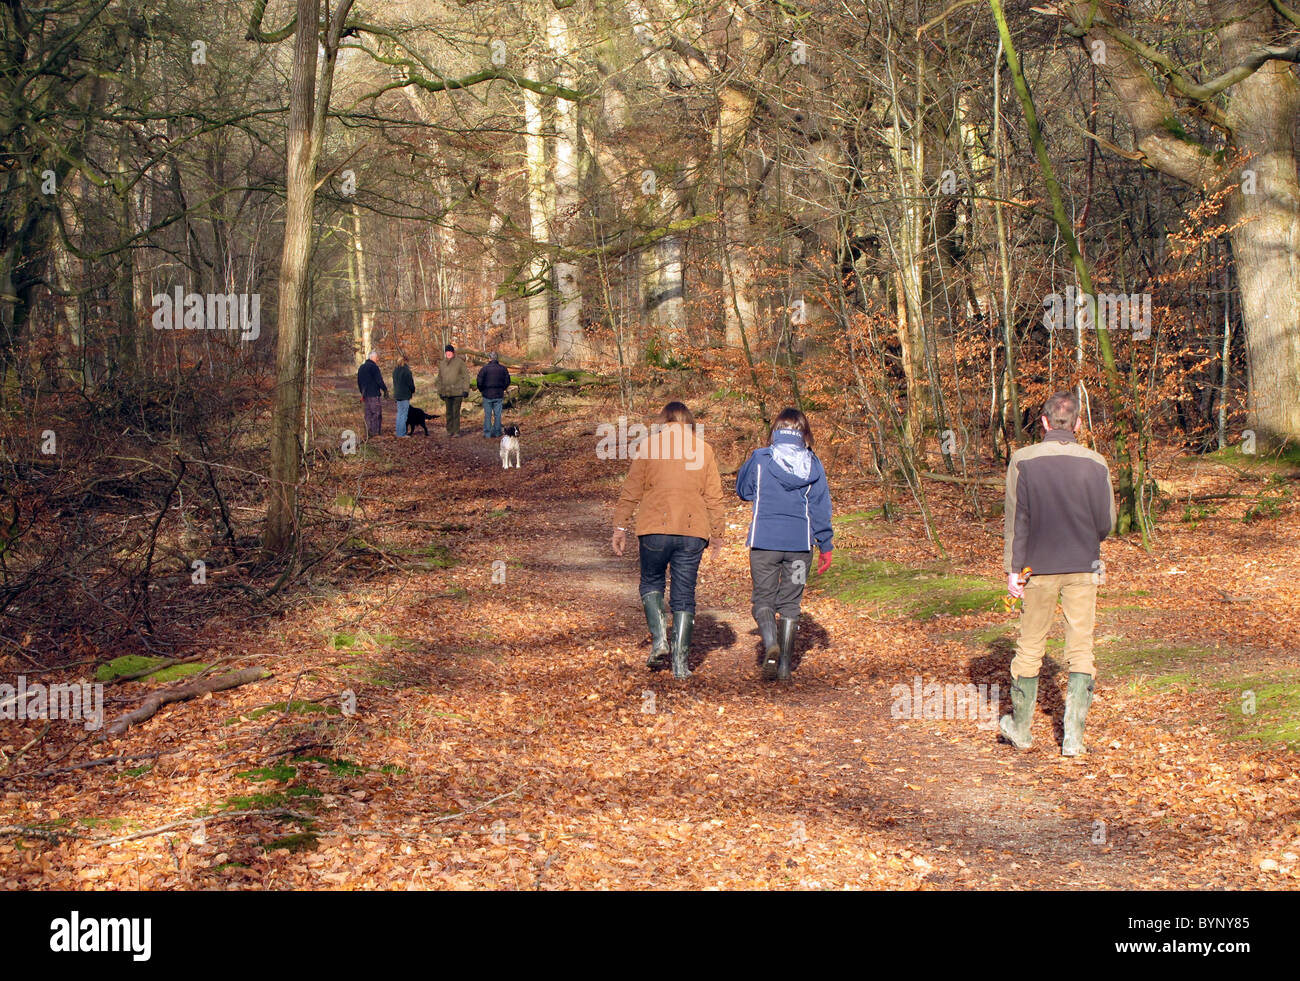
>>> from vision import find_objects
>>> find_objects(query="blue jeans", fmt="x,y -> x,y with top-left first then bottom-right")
638,534 -> 707,614
482,397 -> 503,437
395,399 -> 410,436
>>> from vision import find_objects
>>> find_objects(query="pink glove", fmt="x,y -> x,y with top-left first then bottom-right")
817,551 -> 833,575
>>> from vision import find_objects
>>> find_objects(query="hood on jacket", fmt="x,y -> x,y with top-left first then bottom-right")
768,429 -> 822,488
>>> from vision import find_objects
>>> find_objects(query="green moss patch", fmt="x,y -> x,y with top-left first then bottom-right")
262,832 -> 319,853
236,764 -> 298,783
1224,675 -> 1300,749
813,556 -> 1003,620
94,655 -> 209,684
293,756 -> 365,777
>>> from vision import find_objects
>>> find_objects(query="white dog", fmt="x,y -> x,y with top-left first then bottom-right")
500,425 -> 521,469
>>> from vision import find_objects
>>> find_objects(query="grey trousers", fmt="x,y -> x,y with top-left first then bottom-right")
749,548 -> 812,619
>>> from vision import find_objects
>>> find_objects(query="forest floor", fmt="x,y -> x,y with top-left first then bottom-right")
3,382 -> 1300,889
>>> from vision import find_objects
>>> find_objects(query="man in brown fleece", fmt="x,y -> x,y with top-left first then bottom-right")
1000,391 -> 1116,756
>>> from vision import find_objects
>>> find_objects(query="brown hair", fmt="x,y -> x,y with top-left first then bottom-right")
771,407 -> 813,449
655,401 -> 696,426
1043,391 -> 1080,430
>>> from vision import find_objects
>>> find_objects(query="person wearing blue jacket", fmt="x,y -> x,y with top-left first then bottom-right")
736,408 -> 833,681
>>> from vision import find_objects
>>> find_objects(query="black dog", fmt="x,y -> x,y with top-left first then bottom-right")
405,406 -> 430,435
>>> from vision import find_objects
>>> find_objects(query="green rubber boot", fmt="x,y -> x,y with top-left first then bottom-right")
670,611 -> 694,680
1061,672 -> 1095,757
775,615 -> 798,682
998,675 -> 1038,749
755,607 -> 780,680
642,591 -> 670,671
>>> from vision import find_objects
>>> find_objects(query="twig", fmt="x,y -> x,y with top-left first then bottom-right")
431,783 -> 526,823
0,723 -> 51,774
0,751 -> 164,784
100,667 -> 270,740
92,808 -> 310,847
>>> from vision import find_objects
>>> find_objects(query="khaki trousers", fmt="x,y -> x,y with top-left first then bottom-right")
1011,572 -> 1097,679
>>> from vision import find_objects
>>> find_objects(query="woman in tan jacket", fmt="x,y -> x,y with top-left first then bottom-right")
612,402 -> 725,679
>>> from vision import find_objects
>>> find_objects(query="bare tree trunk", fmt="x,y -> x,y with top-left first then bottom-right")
548,9 -> 584,363
264,0 -> 355,554
523,75 -> 552,357
349,203 -> 373,357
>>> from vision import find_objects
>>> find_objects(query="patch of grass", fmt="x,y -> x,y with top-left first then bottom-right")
1097,640 -> 1216,680
226,699 -> 340,725
219,786 -> 321,815
75,816 -> 129,830
330,630 -> 420,653
294,755 -> 365,777
118,764 -> 154,779
813,556 -> 1004,620
835,508 -> 883,525
1203,443 -> 1300,470
263,831 -> 319,853
1223,675 -> 1300,749
94,655 -> 209,684
236,764 -> 298,783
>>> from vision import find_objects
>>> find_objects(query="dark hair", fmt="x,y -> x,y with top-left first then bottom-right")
655,401 -> 696,426
771,407 -> 813,449
445,343 -> 455,353
1043,391 -> 1080,430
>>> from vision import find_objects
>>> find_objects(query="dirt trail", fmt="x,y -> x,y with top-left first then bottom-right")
371,418 -> 1224,889
5,404 -> 1279,889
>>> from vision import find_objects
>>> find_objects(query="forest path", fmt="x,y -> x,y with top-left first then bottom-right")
342,413 -> 1225,889
4,396 -> 1284,889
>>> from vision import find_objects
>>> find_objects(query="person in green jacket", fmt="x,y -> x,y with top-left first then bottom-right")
436,343 -> 471,436
393,353 -> 416,437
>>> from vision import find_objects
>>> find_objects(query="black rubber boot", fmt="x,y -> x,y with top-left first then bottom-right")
670,611 -> 693,680
642,592 -> 670,671
1061,672 -> 1095,757
998,675 -> 1038,749
775,615 -> 797,682
756,607 -> 780,680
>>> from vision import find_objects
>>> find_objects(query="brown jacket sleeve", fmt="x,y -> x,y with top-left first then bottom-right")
702,446 -> 725,539
613,457 -> 647,531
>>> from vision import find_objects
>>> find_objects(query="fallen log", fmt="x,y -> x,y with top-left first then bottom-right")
101,667 -> 270,739
921,470 -> 1006,489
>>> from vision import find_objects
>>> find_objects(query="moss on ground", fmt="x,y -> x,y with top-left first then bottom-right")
94,655 -> 208,684
813,556 -> 1003,620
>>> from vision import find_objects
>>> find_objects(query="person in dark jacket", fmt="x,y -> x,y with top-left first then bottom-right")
393,353 -> 416,437
476,353 -> 511,438
1000,391 -> 1115,756
736,408 -> 833,681
356,350 -> 388,437
436,343 -> 471,437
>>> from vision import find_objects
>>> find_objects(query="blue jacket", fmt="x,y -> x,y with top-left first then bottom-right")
736,430 -> 833,553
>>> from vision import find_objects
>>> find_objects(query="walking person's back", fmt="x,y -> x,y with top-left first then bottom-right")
736,408 -> 833,681
1001,391 -> 1116,756
476,353 -> 511,438
612,402 -> 725,679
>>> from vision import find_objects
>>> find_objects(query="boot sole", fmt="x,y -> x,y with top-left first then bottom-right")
760,645 -> 780,680
998,717 -> 1032,750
